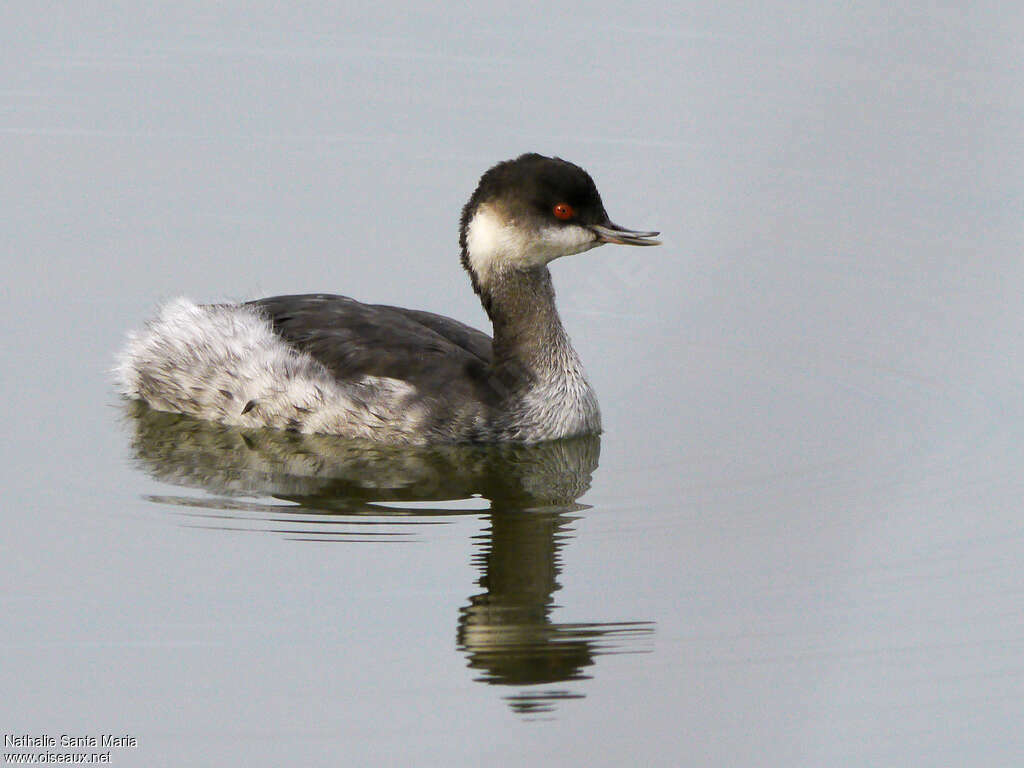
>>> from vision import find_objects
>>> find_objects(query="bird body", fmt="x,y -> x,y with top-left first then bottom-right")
116,154 -> 659,444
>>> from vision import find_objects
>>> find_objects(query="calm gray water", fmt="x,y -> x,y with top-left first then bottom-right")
3,3 -> 1023,766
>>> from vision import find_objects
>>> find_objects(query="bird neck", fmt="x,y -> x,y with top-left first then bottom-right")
484,266 -> 580,378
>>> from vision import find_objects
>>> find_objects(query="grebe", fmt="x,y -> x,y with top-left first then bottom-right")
115,153 -> 660,444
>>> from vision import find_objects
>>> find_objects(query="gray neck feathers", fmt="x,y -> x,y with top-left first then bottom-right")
486,266 -> 573,371
481,266 -> 600,438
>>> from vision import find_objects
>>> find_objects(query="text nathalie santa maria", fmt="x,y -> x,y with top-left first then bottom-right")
5,736 -> 137,749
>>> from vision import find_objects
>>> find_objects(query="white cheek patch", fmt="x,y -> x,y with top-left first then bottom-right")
465,205 -> 598,287
536,224 -> 599,261
465,204 -> 523,286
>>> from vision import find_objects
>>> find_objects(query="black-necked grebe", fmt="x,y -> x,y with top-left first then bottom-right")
115,153 -> 660,444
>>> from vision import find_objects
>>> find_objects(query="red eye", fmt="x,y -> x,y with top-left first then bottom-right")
553,203 -> 574,221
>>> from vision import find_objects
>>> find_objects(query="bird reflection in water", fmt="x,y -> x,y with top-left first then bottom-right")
122,402 -> 654,715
